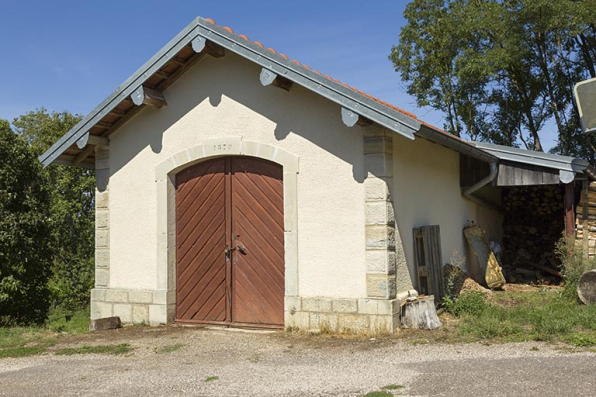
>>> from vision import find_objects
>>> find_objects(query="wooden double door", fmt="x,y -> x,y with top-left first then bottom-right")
175,156 -> 285,328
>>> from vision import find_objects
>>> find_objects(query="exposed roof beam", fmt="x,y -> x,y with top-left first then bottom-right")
73,145 -> 96,167
76,132 -> 110,149
131,86 -> 167,108
260,68 -> 293,91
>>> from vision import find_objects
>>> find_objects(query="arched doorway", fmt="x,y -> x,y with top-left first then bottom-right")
175,156 -> 285,328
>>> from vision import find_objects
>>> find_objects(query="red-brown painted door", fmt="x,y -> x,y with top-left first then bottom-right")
175,157 -> 284,327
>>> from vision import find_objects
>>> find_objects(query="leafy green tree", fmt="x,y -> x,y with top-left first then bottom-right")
0,120 -> 53,325
392,0 -> 596,160
13,109 -> 95,312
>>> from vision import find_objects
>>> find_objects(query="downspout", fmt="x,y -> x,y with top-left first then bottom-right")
462,161 -> 500,211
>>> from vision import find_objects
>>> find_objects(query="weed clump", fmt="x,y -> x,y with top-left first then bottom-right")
555,236 -> 596,301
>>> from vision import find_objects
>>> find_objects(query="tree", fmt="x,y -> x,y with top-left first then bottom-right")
391,0 -> 596,160
13,109 -> 95,312
0,120 -> 53,325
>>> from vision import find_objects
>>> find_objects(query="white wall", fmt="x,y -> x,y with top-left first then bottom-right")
392,136 -> 503,285
107,52 -> 367,298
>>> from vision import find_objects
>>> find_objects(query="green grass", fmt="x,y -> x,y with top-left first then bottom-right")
445,289 -> 596,345
54,343 -> 132,356
0,308 -> 89,359
203,376 -> 219,382
363,392 -> 394,397
381,384 -> 405,390
156,343 -> 184,354
0,345 -> 49,359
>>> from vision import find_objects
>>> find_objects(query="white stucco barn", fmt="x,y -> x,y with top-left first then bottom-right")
40,17 -> 596,333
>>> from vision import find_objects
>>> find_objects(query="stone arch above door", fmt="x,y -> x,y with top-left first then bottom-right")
155,137 -> 299,323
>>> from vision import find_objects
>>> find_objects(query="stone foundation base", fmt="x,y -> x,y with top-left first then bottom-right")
90,288 -> 175,325
91,289 -> 417,333
284,296 -> 413,334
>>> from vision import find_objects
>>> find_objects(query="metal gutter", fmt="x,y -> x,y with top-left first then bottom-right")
463,161 -> 499,197
39,17 -> 422,167
415,125 -> 498,163
472,142 -> 591,174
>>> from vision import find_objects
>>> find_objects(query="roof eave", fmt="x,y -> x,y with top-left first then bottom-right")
39,17 -> 424,168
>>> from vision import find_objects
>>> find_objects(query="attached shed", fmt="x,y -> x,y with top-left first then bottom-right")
40,17 -> 594,333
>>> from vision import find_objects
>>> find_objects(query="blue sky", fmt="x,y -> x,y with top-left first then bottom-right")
0,0 -> 558,149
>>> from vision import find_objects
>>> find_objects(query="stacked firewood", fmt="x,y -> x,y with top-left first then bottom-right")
501,185 -> 565,284
575,182 -> 596,258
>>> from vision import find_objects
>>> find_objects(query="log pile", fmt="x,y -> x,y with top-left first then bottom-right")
575,182 -> 596,259
501,185 -> 565,284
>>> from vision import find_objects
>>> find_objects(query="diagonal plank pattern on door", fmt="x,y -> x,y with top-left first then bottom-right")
175,156 -> 284,327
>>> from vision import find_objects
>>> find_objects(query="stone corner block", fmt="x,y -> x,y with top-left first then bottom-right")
132,305 -> 150,324
90,288 -> 106,302
105,289 -> 128,303
149,304 -> 167,326
284,311 -> 309,330
284,296 -> 302,312
90,301 -> 112,320
366,274 -> 397,299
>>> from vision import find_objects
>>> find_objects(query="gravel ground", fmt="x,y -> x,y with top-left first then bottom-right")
0,326 -> 595,396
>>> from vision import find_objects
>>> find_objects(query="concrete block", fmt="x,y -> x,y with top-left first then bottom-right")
309,312 -> 321,329
113,304 -> 132,323
364,177 -> 392,201
96,210 -> 109,229
153,290 -> 175,305
319,313 -> 338,332
96,190 -> 109,209
90,301 -> 112,320
284,296 -> 302,312
285,311 -> 309,329
90,288 -> 106,302
149,304 -> 167,326
358,299 -> 379,315
368,315 -> 394,335
128,290 -> 153,304
365,225 -> 395,250
95,249 -> 110,268
365,201 -> 395,226
332,299 -> 357,313
338,314 -> 368,333
95,229 -> 109,249
132,305 -> 149,324
367,274 -> 397,299
366,250 -> 396,274
302,297 -> 332,312
105,289 -> 128,303
377,300 -> 394,315
95,269 -> 110,288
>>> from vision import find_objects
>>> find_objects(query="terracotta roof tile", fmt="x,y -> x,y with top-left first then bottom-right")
202,18 -> 451,139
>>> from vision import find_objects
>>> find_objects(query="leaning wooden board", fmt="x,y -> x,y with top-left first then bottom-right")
463,225 -> 506,289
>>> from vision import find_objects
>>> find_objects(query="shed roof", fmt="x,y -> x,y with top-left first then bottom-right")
38,16 -> 494,168
471,142 -> 596,181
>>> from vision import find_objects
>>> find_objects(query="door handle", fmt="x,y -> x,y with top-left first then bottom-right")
236,243 -> 247,255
